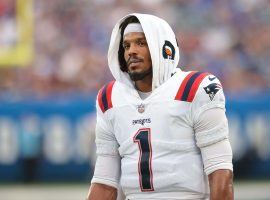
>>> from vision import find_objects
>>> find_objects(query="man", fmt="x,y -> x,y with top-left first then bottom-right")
87,13 -> 233,200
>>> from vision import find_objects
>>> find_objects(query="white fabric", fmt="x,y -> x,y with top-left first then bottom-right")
91,155 -> 121,189
95,104 -> 119,156
125,192 -> 209,200
191,75 -> 228,149
194,108 -> 229,148
124,23 -> 143,36
137,90 -> 152,100
200,138 -> 233,175
192,84 -> 232,175
108,13 -> 180,91
91,70 -> 233,199
92,12 -> 233,198
191,74 -> 226,122
93,71 -> 210,199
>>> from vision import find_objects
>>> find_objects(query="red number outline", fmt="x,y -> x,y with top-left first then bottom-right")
133,128 -> 154,192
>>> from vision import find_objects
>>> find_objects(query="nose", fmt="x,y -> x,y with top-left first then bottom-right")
128,43 -> 138,56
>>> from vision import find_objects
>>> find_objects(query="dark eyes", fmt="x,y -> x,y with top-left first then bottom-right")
123,43 -> 130,50
138,41 -> 146,46
123,40 -> 147,50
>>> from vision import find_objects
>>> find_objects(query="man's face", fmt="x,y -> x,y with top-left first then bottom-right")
123,32 -> 152,81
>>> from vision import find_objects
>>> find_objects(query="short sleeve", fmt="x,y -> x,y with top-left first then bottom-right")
191,75 -> 229,148
191,74 -> 225,121
91,96 -> 121,188
95,98 -> 119,157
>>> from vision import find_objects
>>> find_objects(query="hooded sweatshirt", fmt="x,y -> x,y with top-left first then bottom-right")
108,13 -> 180,91
92,13 -> 232,200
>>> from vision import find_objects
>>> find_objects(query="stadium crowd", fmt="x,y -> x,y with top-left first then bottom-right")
0,0 -> 269,100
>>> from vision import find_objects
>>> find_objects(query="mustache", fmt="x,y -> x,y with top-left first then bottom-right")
126,56 -> 143,66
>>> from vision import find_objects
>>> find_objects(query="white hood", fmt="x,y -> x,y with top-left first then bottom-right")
108,13 -> 180,90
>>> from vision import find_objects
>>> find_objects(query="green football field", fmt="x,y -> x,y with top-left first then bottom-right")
0,181 -> 270,200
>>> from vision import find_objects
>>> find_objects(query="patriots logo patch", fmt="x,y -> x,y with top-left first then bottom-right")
203,83 -> 222,101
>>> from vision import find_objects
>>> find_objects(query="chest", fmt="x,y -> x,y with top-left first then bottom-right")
108,97 -> 194,145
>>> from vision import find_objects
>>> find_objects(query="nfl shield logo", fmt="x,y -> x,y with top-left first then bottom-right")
137,104 -> 145,113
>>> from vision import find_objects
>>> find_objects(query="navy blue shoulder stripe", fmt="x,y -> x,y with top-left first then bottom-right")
175,71 -> 209,102
98,81 -> 115,113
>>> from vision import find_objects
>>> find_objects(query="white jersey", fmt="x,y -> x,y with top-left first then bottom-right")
94,70 -> 228,199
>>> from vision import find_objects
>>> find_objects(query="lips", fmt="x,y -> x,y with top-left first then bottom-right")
129,62 -> 142,68
128,58 -> 143,67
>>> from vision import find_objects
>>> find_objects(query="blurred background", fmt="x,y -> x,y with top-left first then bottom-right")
0,0 -> 270,199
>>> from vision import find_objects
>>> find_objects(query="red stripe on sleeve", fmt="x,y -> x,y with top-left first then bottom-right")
175,71 -> 197,100
98,86 -> 106,113
187,72 -> 210,102
106,81 -> 115,110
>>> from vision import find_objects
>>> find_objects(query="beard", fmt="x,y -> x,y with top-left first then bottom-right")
128,67 -> 152,81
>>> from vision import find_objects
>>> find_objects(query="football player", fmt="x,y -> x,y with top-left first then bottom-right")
87,13 -> 233,200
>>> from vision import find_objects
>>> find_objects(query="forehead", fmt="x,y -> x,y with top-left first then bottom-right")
123,32 -> 146,42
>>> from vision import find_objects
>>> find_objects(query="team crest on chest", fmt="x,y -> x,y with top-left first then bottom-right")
137,104 -> 145,113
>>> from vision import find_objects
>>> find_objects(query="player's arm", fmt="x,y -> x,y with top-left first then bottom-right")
208,169 -> 233,200
87,183 -> 117,200
195,108 -> 234,200
87,154 -> 120,200
87,94 -> 120,200
192,75 -> 234,199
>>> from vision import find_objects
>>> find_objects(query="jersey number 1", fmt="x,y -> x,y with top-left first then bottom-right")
133,128 -> 154,191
